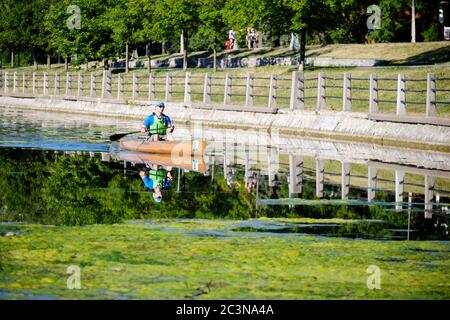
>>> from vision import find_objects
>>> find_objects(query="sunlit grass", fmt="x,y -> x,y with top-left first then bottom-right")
2,43 -> 450,115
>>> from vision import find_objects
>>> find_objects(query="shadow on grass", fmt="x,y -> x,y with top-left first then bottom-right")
393,45 -> 450,65
215,48 -> 273,59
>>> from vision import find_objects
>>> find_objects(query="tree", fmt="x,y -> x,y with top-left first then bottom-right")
253,0 -> 294,47
103,0 -> 142,73
367,0 -> 412,42
222,0 -> 262,47
129,0 -> 159,72
45,0 -> 117,71
0,0 -> 30,68
28,0 -> 57,69
190,0 -> 228,71
150,0 -> 201,69
285,0 -> 357,68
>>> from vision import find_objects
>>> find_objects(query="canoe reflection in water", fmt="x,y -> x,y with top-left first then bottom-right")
113,151 -> 207,203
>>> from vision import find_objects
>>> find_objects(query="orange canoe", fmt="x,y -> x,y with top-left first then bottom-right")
119,138 -> 206,157
113,152 -> 207,173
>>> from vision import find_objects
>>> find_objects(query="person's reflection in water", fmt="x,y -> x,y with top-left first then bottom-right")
139,164 -> 174,203
226,169 -> 241,189
245,172 -> 257,193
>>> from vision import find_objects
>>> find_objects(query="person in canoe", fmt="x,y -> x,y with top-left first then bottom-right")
139,164 -> 174,203
140,101 -> 175,141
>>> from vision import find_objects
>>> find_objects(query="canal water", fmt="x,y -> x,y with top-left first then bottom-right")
0,106 -> 449,241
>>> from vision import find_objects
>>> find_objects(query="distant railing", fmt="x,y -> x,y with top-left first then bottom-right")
0,70 -> 449,124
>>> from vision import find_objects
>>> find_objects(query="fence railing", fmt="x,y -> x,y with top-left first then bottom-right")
0,70 -> 449,123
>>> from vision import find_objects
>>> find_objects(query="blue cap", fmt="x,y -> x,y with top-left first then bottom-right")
153,193 -> 162,203
155,101 -> 165,108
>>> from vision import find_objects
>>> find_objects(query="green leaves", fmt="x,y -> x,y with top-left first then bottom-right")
0,0 -> 442,65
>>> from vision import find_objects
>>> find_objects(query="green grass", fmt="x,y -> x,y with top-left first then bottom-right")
130,42 -> 450,64
5,64 -> 448,115
2,42 -> 450,115
0,219 -> 449,300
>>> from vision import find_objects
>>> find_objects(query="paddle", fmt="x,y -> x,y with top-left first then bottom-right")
109,131 -> 140,142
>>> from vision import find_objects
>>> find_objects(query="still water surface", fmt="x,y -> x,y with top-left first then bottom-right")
1,107 -> 449,241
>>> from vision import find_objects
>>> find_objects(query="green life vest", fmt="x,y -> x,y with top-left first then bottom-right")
149,113 -> 167,135
149,169 -> 166,188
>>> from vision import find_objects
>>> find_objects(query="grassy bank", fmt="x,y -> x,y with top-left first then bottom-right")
4,41 -> 450,70
0,219 -> 449,299
1,42 -> 450,115
3,65 -> 450,116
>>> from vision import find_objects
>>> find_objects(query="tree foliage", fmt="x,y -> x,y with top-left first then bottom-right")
1,147 -> 446,241
0,0 -> 445,66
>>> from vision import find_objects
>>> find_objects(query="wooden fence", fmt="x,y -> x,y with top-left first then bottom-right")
1,70 -> 449,125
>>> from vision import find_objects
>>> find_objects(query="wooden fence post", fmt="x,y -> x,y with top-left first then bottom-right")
149,73 -> 155,101
245,72 -> 254,107
4,71 -> 9,94
117,74 -> 124,100
395,170 -> 405,212
32,72 -> 37,95
316,72 -> 326,111
316,159 -> 324,198
66,72 -> 72,96
13,72 -> 18,95
55,72 -> 60,96
203,73 -> 211,104
43,72 -> 49,96
268,74 -> 277,109
367,166 -> 378,202
22,73 -> 28,95
369,74 -> 378,114
290,71 -> 304,111
424,175 -> 435,213
101,70 -> 112,99
90,72 -> 96,97
77,72 -> 83,96
132,74 -> 139,100
224,73 -> 231,105
184,72 -> 191,106
396,74 -> 406,115
426,73 -> 436,117
289,154 -> 303,197
342,73 -> 352,111
341,162 -> 351,200
165,73 -> 172,102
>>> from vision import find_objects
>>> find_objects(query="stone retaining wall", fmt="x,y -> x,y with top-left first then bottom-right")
112,56 -> 386,69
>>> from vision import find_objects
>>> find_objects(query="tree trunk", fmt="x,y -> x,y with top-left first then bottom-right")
32,48 -> 38,70
213,48 -> 217,73
0,48 -> 3,69
65,58 -> 68,72
47,55 -> 51,69
11,49 -> 14,68
146,43 -> 152,74
180,30 -> 184,54
183,50 -> 187,70
299,29 -> 306,71
125,43 -> 129,74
